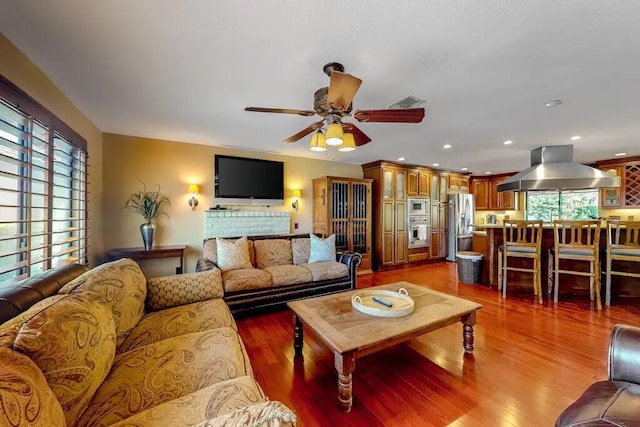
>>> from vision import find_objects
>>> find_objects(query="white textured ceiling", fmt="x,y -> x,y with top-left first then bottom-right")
1,1 -> 639,174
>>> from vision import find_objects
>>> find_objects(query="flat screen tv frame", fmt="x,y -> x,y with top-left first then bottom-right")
214,154 -> 284,206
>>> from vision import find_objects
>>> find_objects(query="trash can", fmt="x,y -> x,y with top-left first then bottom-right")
456,251 -> 483,284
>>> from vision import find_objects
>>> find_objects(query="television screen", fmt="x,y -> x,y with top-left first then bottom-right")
214,155 -> 284,205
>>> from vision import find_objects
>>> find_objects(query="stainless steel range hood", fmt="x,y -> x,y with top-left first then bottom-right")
497,145 -> 621,192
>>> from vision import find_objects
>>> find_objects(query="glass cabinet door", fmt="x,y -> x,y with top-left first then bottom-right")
351,182 -> 369,255
383,170 -> 393,199
331,181 -> 349,252
431,174 -> 439,201
396,170 -> 405,200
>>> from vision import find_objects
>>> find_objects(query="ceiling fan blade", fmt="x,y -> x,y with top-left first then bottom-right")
353,107 -> 425,123
343,123 -> 372,146
245,107 -> 316,117
327,71 -> 362,111
283,121 -> 325,143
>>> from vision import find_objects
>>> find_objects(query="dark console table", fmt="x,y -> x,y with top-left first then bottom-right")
105,245 -> 186,274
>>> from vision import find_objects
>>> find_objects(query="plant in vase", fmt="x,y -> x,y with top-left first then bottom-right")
124,181 -> 171,250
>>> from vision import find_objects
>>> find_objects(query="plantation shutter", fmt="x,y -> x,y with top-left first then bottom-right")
0,77 -> 88,284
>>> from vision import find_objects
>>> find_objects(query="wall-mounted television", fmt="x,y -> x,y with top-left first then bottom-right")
214,155 -> 284,206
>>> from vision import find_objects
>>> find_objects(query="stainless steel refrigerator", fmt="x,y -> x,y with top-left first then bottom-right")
446,194 -> 475,261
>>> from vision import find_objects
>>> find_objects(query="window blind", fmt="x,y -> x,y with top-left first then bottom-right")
0,76 -> 88,284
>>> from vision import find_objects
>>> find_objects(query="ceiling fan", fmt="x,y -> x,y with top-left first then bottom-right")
244,62 -> 426,152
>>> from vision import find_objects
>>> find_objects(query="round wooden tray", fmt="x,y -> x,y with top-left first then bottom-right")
351,288 -> 415,317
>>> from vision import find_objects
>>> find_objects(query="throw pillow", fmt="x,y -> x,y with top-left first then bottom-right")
308,234 -> 336,263
216,236 -> 252,271
146,269 -> 224,310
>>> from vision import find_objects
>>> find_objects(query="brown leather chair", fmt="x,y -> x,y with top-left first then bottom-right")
555,324 -> 640,426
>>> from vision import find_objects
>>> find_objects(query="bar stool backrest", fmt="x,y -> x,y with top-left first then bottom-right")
503,220 -> 543,252
607,220 -> 640,248
553,220 -> 601,259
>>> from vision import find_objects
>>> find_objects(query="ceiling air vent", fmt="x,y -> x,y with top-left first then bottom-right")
388,95 -> 425,109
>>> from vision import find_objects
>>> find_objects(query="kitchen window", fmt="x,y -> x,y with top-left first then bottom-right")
525,190 -> 599,222
0,76 -> 88,284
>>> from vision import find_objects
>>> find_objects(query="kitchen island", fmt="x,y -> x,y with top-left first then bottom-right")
471,223 -> 640,301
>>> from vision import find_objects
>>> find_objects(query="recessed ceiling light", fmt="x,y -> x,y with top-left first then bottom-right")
398,157 -> 405,161
485,171 -> 492,174
615,152 -> 627,157
432,163 -> 440,167
443,144 -> 452,149
461,167 -> 468,171
504,140 -> 513,145
545,100 -> 562,107
571,135 -> 582,141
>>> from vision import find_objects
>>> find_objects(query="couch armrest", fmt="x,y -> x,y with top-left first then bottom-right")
196,257 -> 218,272
192,400 -> 296,427
337,251 -> 362,290
608,323 -> 640,383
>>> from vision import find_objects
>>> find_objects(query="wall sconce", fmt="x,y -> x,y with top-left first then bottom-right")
291,189 -> 301,211
188,184 -> 199,211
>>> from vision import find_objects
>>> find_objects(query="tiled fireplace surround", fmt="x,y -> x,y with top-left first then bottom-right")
204,210 -> 291,238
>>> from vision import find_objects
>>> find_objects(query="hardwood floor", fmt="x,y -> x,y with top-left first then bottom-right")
236,262 -> 640,426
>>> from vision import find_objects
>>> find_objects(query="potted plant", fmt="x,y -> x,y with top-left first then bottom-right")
124,181 -> 171,250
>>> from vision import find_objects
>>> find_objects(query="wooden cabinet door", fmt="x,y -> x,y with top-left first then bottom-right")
430,231 -> 440,259
407,170 -> 419,196
488,180 -> 499,209
459,177 -> 469,192
381,201 -> 395,266
419,171 -> 430,196
395,201 -> 407,264
500,190 -> 516,210
430,174 -> 439,201
395,170 -> 406,200
472,179 -> 490,209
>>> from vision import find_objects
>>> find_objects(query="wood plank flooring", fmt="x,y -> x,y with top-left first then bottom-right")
235,262 -> 640,426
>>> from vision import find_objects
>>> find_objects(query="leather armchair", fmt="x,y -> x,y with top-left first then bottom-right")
555,324 -> 640,426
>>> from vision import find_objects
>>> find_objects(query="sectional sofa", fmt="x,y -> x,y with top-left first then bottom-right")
0,259 -> 296,426
196,233 -> 362,317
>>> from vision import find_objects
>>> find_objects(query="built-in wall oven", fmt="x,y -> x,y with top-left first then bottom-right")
407,197 -> 431,249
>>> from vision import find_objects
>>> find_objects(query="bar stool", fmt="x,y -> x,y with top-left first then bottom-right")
499,220 -> 543,303
548,220 -> 602,310
605,220 -> 640,305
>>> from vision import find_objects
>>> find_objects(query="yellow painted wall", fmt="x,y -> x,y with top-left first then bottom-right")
103,133 -> 363,275
0,34 -> 104,265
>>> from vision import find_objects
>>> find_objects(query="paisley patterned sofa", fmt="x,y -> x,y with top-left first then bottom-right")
0,258 -> 296,426
196,234 -> 362,317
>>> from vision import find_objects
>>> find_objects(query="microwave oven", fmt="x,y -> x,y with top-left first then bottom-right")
408,197 -> 430,216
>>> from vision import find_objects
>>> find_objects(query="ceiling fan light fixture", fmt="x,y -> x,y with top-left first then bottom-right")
309,130 -> 327,151
338,132 -> 356,152
325,123 -> 344,146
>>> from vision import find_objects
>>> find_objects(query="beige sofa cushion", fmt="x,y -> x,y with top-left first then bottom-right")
301,261 -> 349,282
0,293 -> 116,426
109,376 -> 267,426
0,348 -> 66,427
79,327 -> 253,427
147,269 -> 224,310
59,258 -> 146,346
253,239 -> 293,268
203,238 -> 256,266
262,265 -> 313,287
216,236 -> 253,271
118,299 -> 236,353
222,268 -> 272,293
292,237 -> 310,265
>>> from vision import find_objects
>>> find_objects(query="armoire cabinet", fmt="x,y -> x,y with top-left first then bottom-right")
312,176 -> 373,273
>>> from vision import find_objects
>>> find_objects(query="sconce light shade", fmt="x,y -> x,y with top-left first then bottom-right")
338,132 -> 356,152
291,189 -> 301,211
188,184 -> 199,211
309,130 -> 327,152
325,123 -> 344,146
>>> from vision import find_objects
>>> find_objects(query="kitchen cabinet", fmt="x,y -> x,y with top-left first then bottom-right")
430,201 -> 448,259
407,169 -> 430,197
595,157 -> 640,209
312,176 -> 373,273
472,174 -> 517,210
363,160 -> 470,268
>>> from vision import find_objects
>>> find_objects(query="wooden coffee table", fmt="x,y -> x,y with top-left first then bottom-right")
286,282 -> 482,413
